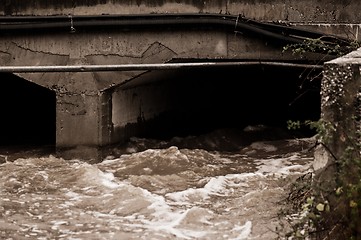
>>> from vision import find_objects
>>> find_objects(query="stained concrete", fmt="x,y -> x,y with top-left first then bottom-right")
314,47 -> 361,171
2,0 -> 361,24
0,26 -> 300,160
0,1 -> 360,160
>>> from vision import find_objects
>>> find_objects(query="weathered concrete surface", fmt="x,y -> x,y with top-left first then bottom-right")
0,27 -> 288,160
1,0 -> 361,24
0,30 -> 286,91
314,47 -> 361,172
0,0 -> 360,160
313,47 -> 361,239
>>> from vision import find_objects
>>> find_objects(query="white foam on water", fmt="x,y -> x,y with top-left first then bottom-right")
255,153 -> 312,175
165,152 -> 311,202
116,187 -> 209,239
0,136 -> 315,239
72,162 -> 121,189
249,142 -> 278,152
159,150 -> 313,238
232,221 -> 252,240
65,191 -> 83,200
140,208 -> 207,239
166,172 -> 262,203
59,166 -> 197,238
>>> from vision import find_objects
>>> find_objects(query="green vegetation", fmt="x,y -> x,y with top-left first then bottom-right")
280,34 -> 361,239
283,37 -> 360,57
282,119 -> 361,239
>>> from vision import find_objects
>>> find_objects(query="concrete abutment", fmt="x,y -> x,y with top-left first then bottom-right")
59,63 -> 323,160
1,0 -> 360,160
0,62 -> 323,161
314,48 -> 361,173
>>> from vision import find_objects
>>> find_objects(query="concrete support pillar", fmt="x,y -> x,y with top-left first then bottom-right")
55,91 -> 113,161
51,69 -> 178,161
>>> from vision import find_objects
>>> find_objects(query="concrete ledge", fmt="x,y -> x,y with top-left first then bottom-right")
326,47 -> 361,64
57,146 -> 106,163
2,0 -> 361,24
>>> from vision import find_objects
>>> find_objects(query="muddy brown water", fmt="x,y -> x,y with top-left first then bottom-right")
0,126 -> 315,239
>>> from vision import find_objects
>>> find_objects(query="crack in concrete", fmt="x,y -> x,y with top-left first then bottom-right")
10,41 -> 69,58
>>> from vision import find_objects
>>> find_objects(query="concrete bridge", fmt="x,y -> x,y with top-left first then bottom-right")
0,0 -> 360,160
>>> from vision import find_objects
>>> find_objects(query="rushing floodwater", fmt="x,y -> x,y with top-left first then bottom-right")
0,126 -> 315,239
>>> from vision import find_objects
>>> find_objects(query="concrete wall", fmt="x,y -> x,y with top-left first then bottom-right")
0,30 -> 285,91
0,29 -> 284,159
1,0 -> 361,23
314,48 -> 361,172
111,77 -> 175,143
1,0 -> 360,159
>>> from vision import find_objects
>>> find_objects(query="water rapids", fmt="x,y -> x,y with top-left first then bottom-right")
0,126 -> 316,239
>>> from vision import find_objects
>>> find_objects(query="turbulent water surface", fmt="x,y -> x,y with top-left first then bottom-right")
0,126 -> 315,239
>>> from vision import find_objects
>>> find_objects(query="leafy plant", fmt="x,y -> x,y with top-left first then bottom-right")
281,31 -> 361,239
283,37 -> 360,57
283,119 -> 361,239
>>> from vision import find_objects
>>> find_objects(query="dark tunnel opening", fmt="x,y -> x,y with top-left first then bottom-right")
0,64 -> 322,154
138,64 -> 322,140
0,73 -> 56,147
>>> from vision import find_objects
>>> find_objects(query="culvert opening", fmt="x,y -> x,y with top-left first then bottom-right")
136,63 -> 322,141
0,73 -> 56,147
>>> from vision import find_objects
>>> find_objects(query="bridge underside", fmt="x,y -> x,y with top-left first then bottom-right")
112,62 -> 322,138
0,13 -> 356,160
0,62 -> 322,160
